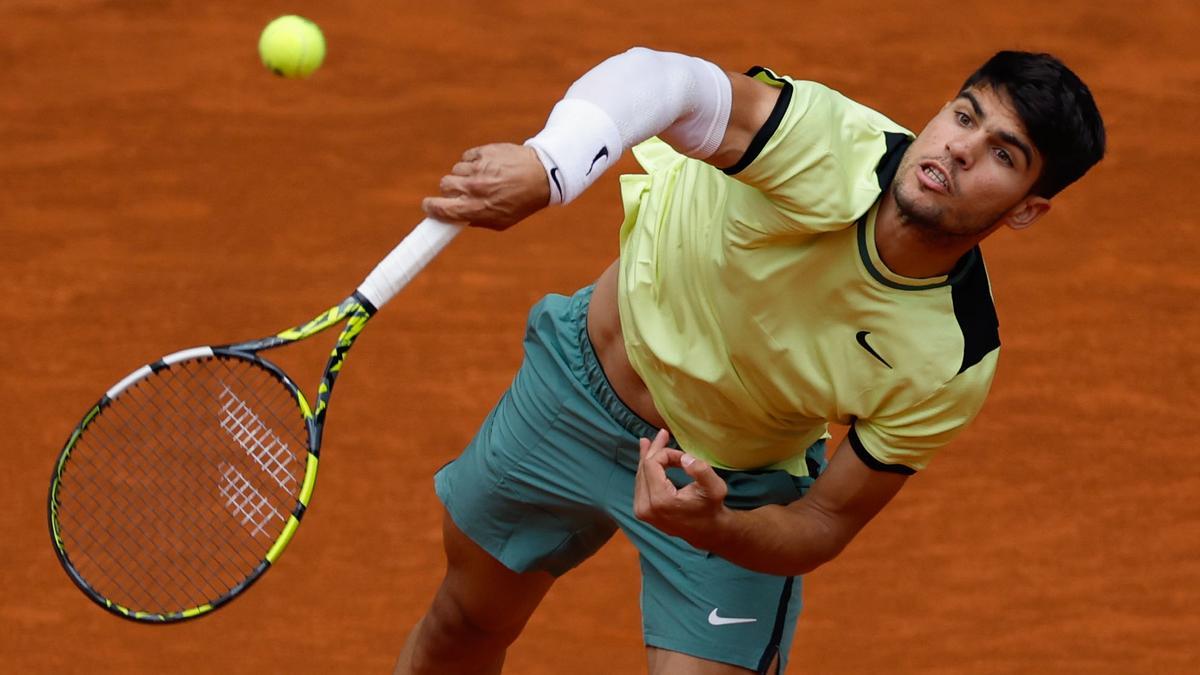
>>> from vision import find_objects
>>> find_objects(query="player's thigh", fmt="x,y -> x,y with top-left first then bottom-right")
647,647 -> 776,675
434,287 -> 625,577
434,507 -> 556,634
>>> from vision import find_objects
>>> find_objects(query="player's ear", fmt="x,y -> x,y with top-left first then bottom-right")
1003,195 -> 1051,231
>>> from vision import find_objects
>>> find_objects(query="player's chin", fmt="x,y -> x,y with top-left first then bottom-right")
894,186 -> 944,225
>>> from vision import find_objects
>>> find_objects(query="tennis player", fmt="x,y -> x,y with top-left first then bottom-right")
395,47 -> 1105,674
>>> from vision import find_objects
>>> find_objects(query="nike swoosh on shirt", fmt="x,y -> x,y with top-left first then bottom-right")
855,331 -> 893,369
708,608 -> 757,626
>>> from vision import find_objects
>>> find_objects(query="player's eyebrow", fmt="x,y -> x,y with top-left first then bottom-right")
957,90 -> 1034,169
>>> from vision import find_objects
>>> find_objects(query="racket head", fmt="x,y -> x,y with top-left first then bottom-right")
48,347 -> 318,623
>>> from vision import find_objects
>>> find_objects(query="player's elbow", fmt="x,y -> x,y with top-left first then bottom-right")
784,504 -> 861,576
791,538 -> 849,576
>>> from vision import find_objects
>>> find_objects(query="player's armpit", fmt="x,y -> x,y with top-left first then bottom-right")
702,71 -> 784,171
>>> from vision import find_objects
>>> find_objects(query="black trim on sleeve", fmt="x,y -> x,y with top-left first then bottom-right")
950,250 -> 1001,373
722,67 -> 793,176
847,426 -> 917,475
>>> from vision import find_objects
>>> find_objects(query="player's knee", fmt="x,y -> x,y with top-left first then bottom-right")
424,586 -> 525,651
404,605 -> 514,675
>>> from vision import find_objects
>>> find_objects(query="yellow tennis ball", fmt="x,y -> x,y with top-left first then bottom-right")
258,15 -> 326,79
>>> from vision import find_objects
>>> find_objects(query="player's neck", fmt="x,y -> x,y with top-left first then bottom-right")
873,190 -> 991,279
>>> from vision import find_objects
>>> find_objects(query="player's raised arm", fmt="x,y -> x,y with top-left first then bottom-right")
422,47 -> 781,229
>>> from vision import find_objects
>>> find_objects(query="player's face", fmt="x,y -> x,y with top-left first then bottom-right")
893,84 -> 1049,239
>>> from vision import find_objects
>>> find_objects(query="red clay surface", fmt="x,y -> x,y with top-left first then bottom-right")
3,1 -> 1198,672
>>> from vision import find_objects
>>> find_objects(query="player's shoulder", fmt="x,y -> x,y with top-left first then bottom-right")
744,68 -> 910,137
722,67 -> 913,205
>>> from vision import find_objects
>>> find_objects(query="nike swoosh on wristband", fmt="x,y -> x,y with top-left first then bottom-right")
708,608 -> 757,626
548,167 -> 564,201
855,330 -> 893,369
586,146 -> 609,175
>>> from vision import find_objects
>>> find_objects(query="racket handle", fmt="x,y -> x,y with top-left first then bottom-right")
357,218 -> 464,309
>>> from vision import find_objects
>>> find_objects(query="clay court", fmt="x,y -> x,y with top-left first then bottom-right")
3,0 -> 1197,672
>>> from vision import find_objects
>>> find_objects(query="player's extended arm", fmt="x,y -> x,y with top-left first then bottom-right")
634,430 -> 908,576
422,47 -> 780,228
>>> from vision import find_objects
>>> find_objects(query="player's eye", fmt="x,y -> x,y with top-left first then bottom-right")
994,147 -> 1013,166
956,111 -> 972,126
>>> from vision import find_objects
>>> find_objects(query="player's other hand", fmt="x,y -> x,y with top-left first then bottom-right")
422,143 -> 550,230
634,429 -> 731,550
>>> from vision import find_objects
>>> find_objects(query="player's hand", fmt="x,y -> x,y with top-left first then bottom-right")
633,429 -> 731,550
422,143 -> 550,230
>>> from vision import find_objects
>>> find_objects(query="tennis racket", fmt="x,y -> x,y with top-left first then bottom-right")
48,217 -> 463,623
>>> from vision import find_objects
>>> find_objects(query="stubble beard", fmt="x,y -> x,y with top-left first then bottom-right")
891,170 -> 1002,243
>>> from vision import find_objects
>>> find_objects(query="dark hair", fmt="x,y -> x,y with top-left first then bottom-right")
960,51 -> 1106,198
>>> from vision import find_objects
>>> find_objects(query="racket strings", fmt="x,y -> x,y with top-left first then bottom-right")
70,419 -> 256,602
60,470 -> 195,609
62,475 -> 220,612
66,360 -> 298,607
128,380 -> 280,551
53,355 -> 308,615
93,385 -> 261,560
63,372 -> 262,609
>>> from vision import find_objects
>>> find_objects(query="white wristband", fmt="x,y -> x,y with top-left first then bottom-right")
525,99 -> 622,205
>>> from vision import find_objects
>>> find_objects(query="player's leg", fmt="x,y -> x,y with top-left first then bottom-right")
397,286 -> 627,672
394,509 -> 555,674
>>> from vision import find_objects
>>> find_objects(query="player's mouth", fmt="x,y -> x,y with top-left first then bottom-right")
917,161 -> 952,194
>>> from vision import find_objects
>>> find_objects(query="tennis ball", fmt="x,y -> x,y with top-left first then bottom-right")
258,15 -> 326,79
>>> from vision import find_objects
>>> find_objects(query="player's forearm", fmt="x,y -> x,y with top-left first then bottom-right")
525,47 -> 731,204
701,501 -> 850,577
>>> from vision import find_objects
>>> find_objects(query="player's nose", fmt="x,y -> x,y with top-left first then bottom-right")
946,135 -> 976,170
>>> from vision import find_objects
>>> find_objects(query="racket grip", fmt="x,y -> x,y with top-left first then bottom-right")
356,218 -> 464,309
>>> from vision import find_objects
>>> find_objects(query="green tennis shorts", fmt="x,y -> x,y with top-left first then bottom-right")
435,284 -> 826,673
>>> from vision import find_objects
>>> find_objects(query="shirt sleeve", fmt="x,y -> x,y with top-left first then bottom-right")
849,350 -> 999,474
723,70 -> 914,237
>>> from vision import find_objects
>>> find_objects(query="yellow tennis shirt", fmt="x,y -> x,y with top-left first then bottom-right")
616,69 -> 999,477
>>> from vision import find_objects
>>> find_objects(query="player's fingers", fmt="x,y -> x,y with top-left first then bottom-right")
680,454 -> 728,501
420,195 -> 456,220
461,146 -> 484,162
651,428 -> 671,450
634,439 -> 660,517
634,468 -> 677,521
637,439 -> 668,483
637,443 -> 677,496
439,174 -> 469,197
451,161 -> 475,177
421,195 -> 475,223
640,428 -> 672,462
658,448 -> 685,466
642,445 -> 683,471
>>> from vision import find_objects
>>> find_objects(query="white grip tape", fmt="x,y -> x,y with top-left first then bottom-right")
356,218 -> 464,309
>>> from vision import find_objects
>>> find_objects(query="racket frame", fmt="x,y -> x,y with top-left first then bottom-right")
48,292 -> 377,623
49,217 -> 461,623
